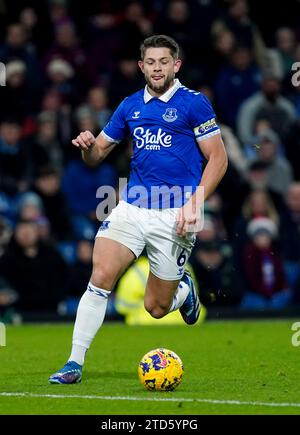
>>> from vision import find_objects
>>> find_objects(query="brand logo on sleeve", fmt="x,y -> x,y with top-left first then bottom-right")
194,118 -> 217,137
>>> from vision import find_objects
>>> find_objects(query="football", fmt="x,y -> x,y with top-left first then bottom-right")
138,348 -> 184,391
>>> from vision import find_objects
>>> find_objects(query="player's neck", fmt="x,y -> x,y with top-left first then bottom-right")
146,80 -> 175,98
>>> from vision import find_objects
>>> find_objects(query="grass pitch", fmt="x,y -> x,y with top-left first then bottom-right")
0,320 -> 300,415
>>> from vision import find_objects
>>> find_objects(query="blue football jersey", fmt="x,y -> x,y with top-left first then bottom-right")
102,79 -> 220,208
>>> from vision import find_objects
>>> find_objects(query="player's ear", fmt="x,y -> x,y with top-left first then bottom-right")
138,60 -> 144,73
174,59 -> 182,73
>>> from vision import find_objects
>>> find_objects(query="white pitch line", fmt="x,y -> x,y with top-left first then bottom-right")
0,392 -> 300,409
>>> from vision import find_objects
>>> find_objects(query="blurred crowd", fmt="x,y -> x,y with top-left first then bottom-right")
1,0 -> 300,320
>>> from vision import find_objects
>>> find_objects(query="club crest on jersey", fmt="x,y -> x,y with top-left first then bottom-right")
162,108 -> 177,122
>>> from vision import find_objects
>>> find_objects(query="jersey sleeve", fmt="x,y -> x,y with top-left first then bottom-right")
101,99 -> 128,143
189,94 -> 221,142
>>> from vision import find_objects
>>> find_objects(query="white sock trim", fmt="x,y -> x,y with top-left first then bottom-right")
87,282 -> 111,298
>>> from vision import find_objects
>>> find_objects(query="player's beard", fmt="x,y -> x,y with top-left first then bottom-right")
145,71 -> 175,95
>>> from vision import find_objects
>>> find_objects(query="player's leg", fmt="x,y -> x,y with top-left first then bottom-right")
144,272 -> 181,318
144,208 -> 200,324
48,237 -> 135,384
144,269 -> 200,324
69,236 -> 136,360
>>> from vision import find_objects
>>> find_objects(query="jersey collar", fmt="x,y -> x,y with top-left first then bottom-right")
143,78 -> 181,103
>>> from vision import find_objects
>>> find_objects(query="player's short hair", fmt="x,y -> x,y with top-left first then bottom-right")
140,35 -> 180,60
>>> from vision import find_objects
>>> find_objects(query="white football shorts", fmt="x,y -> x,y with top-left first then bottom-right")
96,200 -> 196,280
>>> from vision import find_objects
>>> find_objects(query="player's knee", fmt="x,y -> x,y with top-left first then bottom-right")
144,301 -> 169,319
90,267 -> 114,291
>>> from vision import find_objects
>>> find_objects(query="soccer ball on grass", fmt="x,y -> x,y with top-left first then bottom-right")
138,348 -> 184,391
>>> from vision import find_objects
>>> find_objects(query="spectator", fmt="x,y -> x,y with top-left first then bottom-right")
154,0 -> 194,62
0,218 -> 68,312
0,218 -> 15,323
285,107 -> 300,181
16,191 -> 52,241
212,159 -> 248,235
33,166 -> 73,241
68,105 -> 100,162
218,158 -> 286,237
31,111 -> 64,175
240,189 -> 279,225
0,217 -> 12,257
264,29 -> 298,98
43,19 -> 97,94
244,160 -> 287,209
208,29 -> 236,81
19,6 -> 53,55
204,193 -> 228,240
0,60 -> 37,122
233,188 -> 279,269
41,89 -> 72,148
190,217 -> 242,306
46,58 -> 76,105
215,46 -> 261,128
0,22 -> 41,87
211,0 -> 266,67
109,53 -> 144,107
280,183 -> 300,290
241,217 -> 291,310
85,86 -> 112,130
86,10 -> 122,82
0,119 -> 31,196
48,0 -> 70,26
118,1 -> 153,56
57,238 -> 93,316
251,129 -> 293,196
0,276 -> 19,324
274,27 -> 296,80
220,123 -> 247,174
243,118 -> 272,159
68,239 -> 93,298
74,106 -> 99,137
58,238 -> 93,316
237,75 -> 296,144
17,191 -> 44,221
62,159 -> 118,239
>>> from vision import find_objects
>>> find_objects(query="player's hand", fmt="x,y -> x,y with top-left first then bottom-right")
176,200 -> 200,238
72,130 -> 96,151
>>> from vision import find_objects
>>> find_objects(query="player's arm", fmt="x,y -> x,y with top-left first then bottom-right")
196,133 -> 228,201
72,130 -> 117,167
176,134 -> 228,237
72,98 -> 127,166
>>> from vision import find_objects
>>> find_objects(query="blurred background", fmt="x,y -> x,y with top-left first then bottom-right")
0,0 -> 300,323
